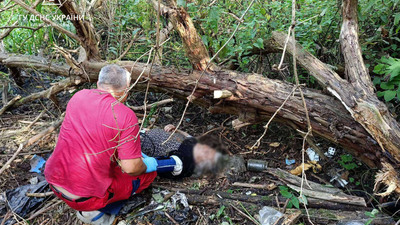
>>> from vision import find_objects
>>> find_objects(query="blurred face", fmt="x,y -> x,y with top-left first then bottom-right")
193,143 -> 217,164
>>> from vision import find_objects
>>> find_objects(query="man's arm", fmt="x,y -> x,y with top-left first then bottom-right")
120,155 -> 158,176
120,158 -> 146,176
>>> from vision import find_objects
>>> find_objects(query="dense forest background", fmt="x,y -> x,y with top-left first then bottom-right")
1,0 -> 400,101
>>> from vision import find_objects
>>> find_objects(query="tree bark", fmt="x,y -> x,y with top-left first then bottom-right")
152,0 -> 213,71
55,0 -> 101,61
340,0 -> 400,165
0,52 -> 382,168
270,31 -> 400,167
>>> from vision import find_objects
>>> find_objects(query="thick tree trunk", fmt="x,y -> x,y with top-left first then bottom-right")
0,52 -> 382,168
340,0 -> 400,163
270,31 -> 400,167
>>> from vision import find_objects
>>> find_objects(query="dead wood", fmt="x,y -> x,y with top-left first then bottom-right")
0,53 -> 383,168
129,98 -> 174,111
0,116 -> 64,175
153,185 -> 369,211
270,29 -> 400,167
267,168 -> 366,207
11,76 -> 82,109
54,0 -> 101,60
0,95 -> 21,116
152,0 -> 213,71
26,192 -> 54,198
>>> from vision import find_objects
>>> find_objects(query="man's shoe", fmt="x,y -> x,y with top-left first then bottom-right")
76,210 -> 116,225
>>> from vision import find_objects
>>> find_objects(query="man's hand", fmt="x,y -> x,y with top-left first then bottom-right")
120,158 -> 146,176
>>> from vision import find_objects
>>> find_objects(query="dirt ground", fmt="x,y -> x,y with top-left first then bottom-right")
0,71 -> 398,224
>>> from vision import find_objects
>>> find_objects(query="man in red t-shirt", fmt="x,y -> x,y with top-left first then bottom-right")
45,64 -> 221,225
44,65 -> 181,224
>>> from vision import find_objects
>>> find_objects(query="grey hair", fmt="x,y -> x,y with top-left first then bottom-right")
98,64 -> 131,91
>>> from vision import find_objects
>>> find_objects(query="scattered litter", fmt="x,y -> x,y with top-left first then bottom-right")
249,176 -> 261,183
285,158 -> 296,165
2,180 -> 48,224
290,161 -> 322,176
117,220 -> 127,225
171,191 -> 189,209
259,206 -> 283,225
245,191 -> 252,195
269,142 -> 280,147
134,204 -> 164,217
29,176 -> 38,185
306,147 -> 320,161
330,173 -> 348,187
324,147 -> 336,158
185,118 -> 191,122
119,195 -> 146,215
247,159 -> 268,172
162,106 -> 172,113
29,155 -> 46,173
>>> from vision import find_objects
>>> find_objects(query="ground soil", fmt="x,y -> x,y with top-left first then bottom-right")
0,71 -> 396,224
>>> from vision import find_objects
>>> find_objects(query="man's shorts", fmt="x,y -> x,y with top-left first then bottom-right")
50,167 -> 157,211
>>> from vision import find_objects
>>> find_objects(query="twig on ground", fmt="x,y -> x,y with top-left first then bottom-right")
26,110 -> 46,130
164,212 -> 179,225
230,203 -> 260,225
26,192 -> 54,198
236,202 -> 261,225
27,199 -> 63,221
0,95 -> 21,116
232,182 -> 276,190
0,116 -> 64,175
129,98 -> 173,111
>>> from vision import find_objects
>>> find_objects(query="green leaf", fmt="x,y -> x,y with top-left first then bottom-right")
291,197 -> 300,209
377,91 -> 385,97
384,90 -> 397,102
254,38 -> 264,49
216,205 -> 225,219
372,77 -> 381,85
279,186 -> 288,191
380,82 -> 395,90
280,190 -> 292,198
373,64 -> 385,74
394,13 -> 400,26
397,89 -> 400,101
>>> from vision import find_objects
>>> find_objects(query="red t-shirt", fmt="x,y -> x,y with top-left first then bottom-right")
44,89 -> 142,198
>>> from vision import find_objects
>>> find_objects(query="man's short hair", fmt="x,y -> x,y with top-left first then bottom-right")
98,64 -> 131,91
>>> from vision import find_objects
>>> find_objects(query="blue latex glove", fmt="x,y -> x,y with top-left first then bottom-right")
142,157 -> 158,173
142,152 -> 149,158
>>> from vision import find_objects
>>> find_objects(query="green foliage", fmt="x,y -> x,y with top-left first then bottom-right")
213,205 -> 233,224
141,104 -> 157,128
279,186 -> 307,209
373,57 -> 400,102
1,0 -> 400,94
338,154 -> 359,170
365,209 -> 379,225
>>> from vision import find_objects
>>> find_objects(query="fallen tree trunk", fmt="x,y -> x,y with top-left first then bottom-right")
0,52 -> 383,168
